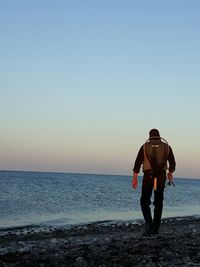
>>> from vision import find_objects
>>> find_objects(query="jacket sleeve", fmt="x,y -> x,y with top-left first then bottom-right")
168,146 -> 176,172
133,146 -> 144,173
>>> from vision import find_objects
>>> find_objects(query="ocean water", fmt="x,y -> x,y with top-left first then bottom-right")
0,171 -> 200,228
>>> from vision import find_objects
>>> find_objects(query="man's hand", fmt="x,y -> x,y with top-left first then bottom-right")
132,172 -> 138,189
167,171 -> 175,187
167,172 -> 173,181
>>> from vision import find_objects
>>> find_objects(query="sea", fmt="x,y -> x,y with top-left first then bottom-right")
0,171 -> 200,229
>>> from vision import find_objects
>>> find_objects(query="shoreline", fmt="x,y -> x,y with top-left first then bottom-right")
0,216 -> 200,266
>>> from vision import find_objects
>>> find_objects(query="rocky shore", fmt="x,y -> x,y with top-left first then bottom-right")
0,216 -> 200,267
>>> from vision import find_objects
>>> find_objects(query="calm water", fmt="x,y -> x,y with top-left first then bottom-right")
0,171 -> 200,228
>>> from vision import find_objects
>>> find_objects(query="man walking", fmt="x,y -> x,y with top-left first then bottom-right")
132,129 -> 176,236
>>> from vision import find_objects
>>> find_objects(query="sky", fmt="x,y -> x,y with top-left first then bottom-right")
0,0 -> 200,178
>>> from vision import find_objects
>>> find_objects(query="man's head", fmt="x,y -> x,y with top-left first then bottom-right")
149,128 -> 160,138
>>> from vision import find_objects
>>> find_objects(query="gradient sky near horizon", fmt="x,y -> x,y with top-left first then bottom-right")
1,1 -> 200,178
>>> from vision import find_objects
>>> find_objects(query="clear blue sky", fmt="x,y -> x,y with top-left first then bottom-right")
1,1 -> 200,178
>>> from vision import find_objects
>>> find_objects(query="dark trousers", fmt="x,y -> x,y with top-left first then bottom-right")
140,173 -> 165,230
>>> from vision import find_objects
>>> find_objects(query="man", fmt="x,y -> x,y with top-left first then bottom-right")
132,129 -> 176,236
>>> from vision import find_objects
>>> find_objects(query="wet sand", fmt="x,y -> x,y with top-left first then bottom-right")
0,216 -> 200,266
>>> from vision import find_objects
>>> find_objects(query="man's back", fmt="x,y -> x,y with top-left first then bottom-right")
143,138 -> 169,173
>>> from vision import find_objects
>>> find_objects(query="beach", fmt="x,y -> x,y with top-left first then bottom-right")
0,216 -> 200,267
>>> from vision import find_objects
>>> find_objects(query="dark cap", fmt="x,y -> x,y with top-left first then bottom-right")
149,128 -> 160,138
